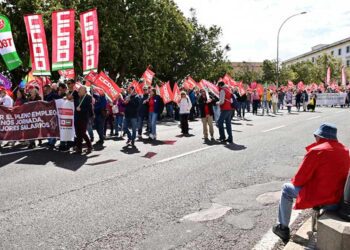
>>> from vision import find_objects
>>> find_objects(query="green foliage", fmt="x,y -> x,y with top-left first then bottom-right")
262,54 -> 343,85
0,0 -> 231,84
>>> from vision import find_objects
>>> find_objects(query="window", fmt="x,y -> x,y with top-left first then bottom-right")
347,60 -> 350,67
347,46 -> 350,53
339,48 -> 342,56
331,51 -> 334,56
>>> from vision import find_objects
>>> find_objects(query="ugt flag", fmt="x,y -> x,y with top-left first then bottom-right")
52,10 -> 75,71
0,14 -> 22,70
80,9 -> 99,75
24,14 -> 51,76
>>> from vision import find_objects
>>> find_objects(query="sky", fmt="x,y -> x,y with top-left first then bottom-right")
174,0 -> 350,62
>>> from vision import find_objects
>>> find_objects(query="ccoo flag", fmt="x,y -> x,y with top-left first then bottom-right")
80,9 -> 99,75
24,14 -> 51,76
52,10 -> 75,71
0,14 -> 22,70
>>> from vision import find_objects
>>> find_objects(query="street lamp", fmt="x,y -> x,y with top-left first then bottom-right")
276,11 -> 307,87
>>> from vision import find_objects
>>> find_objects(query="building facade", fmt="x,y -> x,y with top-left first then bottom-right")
283,37 -> 350,67
231,62 -> 263,72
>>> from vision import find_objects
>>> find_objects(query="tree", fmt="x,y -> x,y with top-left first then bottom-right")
0,0 -> 232,85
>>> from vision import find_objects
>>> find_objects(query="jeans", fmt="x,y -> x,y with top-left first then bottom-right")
148,112 -> 158,136
124,117 -> 137,141
246,100 -> 251,113
213,105 -> 221,123
95,114 -> 105,141
48,138 -> 57,146
252,100 -> 259,115
239,102 -> 246,118
262,100 -> 269,115
217,110 -> 232,141
278,183 -> 338,227
115,115 -> 124,136
137,114 -> 148,136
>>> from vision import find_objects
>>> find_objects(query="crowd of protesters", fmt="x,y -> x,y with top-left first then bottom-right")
1,79 -> 350,153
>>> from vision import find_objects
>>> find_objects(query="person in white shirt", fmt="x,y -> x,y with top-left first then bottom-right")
178,91 -> 192,135
0,87 -> 14,108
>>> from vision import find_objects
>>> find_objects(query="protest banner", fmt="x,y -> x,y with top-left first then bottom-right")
58,69 -> 75,80
172,83 -> 181,104
24,14 -> 51,76
142,67 -> 155,86
52,10 -> 75,71
93,71 -> 121,101
183,77 -> 196,90
315,93 -> 347,106
159,82 -> 173,104
80,9 -> 99,75
0,101 -> 59,141
55,99 -> 75,141
0,14 -> 22,70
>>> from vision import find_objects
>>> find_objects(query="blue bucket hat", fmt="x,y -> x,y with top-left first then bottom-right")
313,123 -> 338,140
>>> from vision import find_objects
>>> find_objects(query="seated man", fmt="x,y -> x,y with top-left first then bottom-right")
273,123 -> 350,242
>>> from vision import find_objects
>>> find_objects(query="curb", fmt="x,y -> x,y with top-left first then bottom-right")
284,217 -> 317,250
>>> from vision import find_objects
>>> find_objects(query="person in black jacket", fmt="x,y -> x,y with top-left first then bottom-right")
237,91 -> 248,120
75,86 -> 93,154
43,85 -> 60,102
198,89 -> 215,141
123,87 -> 140,146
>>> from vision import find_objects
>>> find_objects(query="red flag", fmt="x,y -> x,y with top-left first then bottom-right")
142,67 -> 155,86
196,80 -> 205,90
297,81 -> 304,91
159,82 -> 174,104
58,69 -> 75,80
250,82 -> 257,89
183,76 -> 197,90
52,10 -> 75,71
223,74 -> 234,85
24,14 -> 51,76
202,79 -> 219,97
287,80 -> 294,89
172,83 -> 181,104
74,81 -> 83,91
84,70 -> 98,85
93,71 -> 121,101
80,9 -> 99,75
237,81 -> 246,95
326,67 -> 331,85
129,80 -> 143,95
256,84 -> 264,96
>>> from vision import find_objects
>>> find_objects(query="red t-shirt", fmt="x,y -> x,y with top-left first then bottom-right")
204,104 -> 210,116
149,97 -> 155,113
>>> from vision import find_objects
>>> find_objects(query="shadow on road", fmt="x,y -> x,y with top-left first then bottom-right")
224,143 -> 247,151
120,145 -> 141,155
0,149 -> 88,171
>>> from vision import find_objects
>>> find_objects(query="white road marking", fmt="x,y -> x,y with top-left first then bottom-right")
157,146 -> 212,163
252,210 -> 302,250
262,125 -> 286,133
306,116 -> 321,121
0,148 -> 44,157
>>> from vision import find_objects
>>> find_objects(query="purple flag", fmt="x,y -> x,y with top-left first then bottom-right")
0,73 -> 12,90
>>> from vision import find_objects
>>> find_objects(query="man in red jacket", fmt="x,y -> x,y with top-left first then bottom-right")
273,123 -> 350,242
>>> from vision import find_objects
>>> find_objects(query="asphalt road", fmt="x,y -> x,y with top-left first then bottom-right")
1,107 -> 349,250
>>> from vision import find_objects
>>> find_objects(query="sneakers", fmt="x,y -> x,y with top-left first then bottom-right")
272,224 -> 290,242
149,134 -> 154,140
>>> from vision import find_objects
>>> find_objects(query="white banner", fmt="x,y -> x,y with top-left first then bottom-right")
55,99 -> 75,141
316,93 -> 347,106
